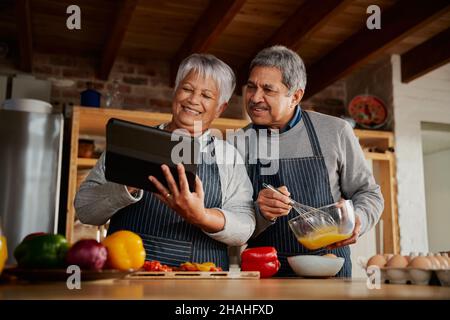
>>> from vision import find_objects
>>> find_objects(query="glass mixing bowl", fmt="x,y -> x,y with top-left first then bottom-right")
288,199 -> 355,250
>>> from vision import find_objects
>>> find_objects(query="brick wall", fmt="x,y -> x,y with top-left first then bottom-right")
0,52 -> 348,119
302,80 -> 347,117
345,57 -> 394,130
0,52 -> 246,119
36,53 -> 193,114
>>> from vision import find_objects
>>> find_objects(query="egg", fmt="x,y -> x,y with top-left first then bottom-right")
434,254 -> 449,269
383,253 -> 394,262
323,253 -> 337,259
443,253 -> 450,268
386,254 -> 408,268
408,256 -> 432,269
367,254 -> 387,268
427,254 -> 441,269
406,252 -> 418,263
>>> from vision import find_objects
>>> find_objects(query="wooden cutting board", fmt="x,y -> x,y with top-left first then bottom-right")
126,271 -> 260,280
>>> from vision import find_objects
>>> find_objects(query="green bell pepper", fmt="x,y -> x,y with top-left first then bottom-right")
14,233 -> 69,269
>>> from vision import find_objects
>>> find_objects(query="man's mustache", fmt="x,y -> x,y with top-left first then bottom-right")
248,101 -> 270,110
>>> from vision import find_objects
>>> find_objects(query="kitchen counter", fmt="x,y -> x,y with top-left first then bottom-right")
1,277 -> 449,300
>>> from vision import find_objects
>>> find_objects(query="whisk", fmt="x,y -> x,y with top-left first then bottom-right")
262,183 -> 337,230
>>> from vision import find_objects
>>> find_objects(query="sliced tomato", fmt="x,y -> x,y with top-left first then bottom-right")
143,260 -> 172,272
209,266 -> 222,272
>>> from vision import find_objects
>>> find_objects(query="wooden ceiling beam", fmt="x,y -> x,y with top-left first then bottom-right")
171,0 -> 246,84
99,0 -> 138,80
401,27 -> 450,83
266,0 -> 352,50
15,0 -> 33,72
237,0 -> 351,92
304,0 -> 450,99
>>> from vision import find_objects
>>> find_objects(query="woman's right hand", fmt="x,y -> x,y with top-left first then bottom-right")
148,164 -> 225,233
257,186 -> 292,221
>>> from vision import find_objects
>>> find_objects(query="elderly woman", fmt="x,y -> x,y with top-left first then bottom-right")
75,54 -> 255,270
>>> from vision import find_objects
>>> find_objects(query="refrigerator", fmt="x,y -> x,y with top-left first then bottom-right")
0,106 -> 63,264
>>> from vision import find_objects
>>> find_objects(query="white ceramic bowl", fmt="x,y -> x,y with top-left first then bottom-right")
287,255 -> 345,277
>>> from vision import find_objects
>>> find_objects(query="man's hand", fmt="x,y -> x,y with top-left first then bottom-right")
326,215 -> 361,250
149,163 -> 224,232
257,186 -> 292,221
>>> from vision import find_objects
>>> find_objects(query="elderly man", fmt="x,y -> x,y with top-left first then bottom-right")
75,53 -> 255,271
241,45 -> 384,277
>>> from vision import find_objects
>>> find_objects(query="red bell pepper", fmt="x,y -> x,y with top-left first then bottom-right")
240,247 -> 281,278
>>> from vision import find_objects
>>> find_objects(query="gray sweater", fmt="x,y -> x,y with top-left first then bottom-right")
239,111 -> 384,236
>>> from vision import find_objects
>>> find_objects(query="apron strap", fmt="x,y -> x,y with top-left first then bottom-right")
205,135 -> 216,157
302,111 -> 323,158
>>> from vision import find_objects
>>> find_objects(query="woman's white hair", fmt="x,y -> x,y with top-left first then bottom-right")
175,53 -> 236,106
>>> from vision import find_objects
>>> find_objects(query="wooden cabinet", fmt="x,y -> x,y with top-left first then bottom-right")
66,106 -> 399,254
354,129 -> 399,254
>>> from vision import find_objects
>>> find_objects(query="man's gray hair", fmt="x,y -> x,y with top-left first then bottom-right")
175,53 -> 236,106
250,45 -> 307,95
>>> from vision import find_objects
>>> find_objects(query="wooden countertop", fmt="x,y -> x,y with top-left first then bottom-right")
1,277 -> 449,300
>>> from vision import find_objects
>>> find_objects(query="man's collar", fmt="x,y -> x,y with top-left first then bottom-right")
253,105 -> 302,134
283,104 -> 302,133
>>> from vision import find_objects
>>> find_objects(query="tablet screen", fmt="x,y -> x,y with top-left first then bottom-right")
105,118 -> 199,193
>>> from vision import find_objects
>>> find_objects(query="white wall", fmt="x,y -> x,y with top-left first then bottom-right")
392,55 -> 450,254
351,159 -> 377,278
423,148 -> 450,252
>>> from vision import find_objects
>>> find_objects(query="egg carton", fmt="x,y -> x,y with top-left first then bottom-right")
358,253 -> 450,286
361,266 -> 449,286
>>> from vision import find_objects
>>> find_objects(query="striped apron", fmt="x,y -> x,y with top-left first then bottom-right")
108,136 -> 229,270
247,111 -> 352,277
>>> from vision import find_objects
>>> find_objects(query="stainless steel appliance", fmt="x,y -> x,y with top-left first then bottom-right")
0,102 -> 63,264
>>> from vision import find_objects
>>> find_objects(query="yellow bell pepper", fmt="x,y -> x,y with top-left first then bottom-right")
179,261 -> 220,272
194,263 -> 212,272
102,230 -> 146,271
193,262 -> 218,271
0,236 -> 8,275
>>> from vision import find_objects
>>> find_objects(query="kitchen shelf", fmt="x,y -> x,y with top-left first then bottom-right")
77,157 -> 98,168
363,152 -> 393,161
355,128 -> 399,255
66,106 -> 399,254
355,129 -> 393,152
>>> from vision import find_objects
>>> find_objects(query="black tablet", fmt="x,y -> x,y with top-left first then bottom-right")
105,118 -> 199,193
